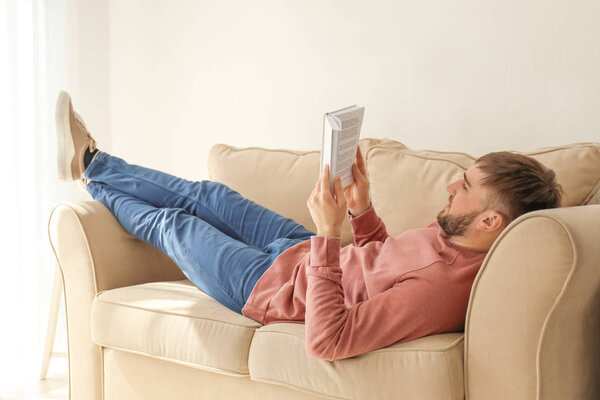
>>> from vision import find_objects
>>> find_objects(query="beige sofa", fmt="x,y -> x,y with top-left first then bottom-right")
48,138 -> 600,400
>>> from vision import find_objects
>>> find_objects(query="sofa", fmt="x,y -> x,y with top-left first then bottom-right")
48,138 -> 600,400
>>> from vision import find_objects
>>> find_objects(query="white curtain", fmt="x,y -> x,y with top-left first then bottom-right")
0,0 -> 78,395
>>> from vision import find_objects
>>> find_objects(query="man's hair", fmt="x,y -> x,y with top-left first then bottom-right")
475,152 -> 563,223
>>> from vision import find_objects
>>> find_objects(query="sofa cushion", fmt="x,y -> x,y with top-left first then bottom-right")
589,188 -> 600,205
366,142 -> 600,235
90,280 -> 261,376
248,323 -> 464,400
366,147 -> 476,236
207,138 -> 406,247
519,142 -> 600,206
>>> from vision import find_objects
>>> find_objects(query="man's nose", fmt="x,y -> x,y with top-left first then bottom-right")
447,179 -> 459,195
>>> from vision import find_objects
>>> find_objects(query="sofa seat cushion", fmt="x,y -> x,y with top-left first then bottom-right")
248,323 -> 465,400
91,279 -> 261,376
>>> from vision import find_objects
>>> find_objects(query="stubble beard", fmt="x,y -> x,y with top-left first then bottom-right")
436,209 -> 481,237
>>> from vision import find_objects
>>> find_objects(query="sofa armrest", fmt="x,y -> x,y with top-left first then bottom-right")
465,205 -> 600,399
48,201 -> 186,400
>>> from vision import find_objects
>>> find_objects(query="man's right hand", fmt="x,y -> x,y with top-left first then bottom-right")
343,147 -> 372,217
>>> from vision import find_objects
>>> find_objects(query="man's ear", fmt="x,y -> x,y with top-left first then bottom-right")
476,210 -> 505,233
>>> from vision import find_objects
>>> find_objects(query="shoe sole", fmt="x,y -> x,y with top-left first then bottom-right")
55,91 -> 76,181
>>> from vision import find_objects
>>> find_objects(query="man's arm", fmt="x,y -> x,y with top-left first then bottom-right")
305,163 -> 456,361
347,202 -> 390,246
305,236 -> 456,361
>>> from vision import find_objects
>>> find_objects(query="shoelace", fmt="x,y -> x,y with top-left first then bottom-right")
74,113 -> 97,152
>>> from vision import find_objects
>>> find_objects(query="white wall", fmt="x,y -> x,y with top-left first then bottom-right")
57,0 -> 110,201
74,0 -> 600,181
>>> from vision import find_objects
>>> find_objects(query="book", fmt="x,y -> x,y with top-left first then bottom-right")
320,105 -> 365,196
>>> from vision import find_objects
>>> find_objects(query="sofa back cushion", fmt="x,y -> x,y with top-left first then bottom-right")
208,139 -> 600,243
589,189 -> 600,205
366,147 -> 475,236
366,142 -> 600,235
207,138 -> 405,246
520,143 -> 600,207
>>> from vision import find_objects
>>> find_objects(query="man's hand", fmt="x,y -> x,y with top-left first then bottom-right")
343,147 -> 371,217
307,164 -> 347,237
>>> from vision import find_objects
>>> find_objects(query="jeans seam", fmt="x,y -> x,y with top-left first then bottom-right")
165,223 -> 246,310
91,154 -> 307,249
116,197 -> 244,311
103,162 -> 250,246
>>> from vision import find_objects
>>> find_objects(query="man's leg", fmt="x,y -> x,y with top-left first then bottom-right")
83,152 -> 316,249
87,181 -> 289,314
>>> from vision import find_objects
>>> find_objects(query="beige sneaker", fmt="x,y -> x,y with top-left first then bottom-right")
55,91 -> 98,185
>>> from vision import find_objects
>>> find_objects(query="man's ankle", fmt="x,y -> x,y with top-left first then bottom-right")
84,148 -> 99,169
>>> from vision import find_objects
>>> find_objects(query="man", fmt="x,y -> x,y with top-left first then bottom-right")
55,91 -> 563,361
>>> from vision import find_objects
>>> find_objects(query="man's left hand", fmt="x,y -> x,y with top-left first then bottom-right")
307,164 -> 347,237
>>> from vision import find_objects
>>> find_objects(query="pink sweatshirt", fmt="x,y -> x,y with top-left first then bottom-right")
241,205 -> 488,361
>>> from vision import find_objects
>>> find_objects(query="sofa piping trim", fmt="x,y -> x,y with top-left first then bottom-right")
210,138 -> 399,158
93,296 -> 261,328
366,142 -> 600,206
499,143 -> 600,205
365,146 -> 475,170
98,343 -> 250,378
250,351 -> 461,400
443,344 -> 458,400
463,211 -> 578,399
249,376 -> 347,400
532,217 -> 579,400
93,299 -> 256,374
253,328 -> 465,353
211,143 -> 319,157
48,203 -> 105,400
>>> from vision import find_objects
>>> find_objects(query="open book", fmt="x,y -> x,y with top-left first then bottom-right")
320,105 -> 365,196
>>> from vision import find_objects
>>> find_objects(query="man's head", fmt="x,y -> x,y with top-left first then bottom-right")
437,152 -> 563,250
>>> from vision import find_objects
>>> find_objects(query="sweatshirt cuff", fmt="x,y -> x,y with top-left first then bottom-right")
348,204 -> 379,231
347,203 -> 372,219
309,236 -> 341,268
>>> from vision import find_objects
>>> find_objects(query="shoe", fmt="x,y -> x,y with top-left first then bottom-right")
55,90 -> 98,185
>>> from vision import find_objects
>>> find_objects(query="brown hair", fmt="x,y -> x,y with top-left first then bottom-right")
475,152 -> 563,223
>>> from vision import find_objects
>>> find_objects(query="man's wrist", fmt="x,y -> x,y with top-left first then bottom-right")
316,229 -> 342,238
349,202 -> 371,218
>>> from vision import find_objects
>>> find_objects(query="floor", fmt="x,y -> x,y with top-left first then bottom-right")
0,357 -> 68,400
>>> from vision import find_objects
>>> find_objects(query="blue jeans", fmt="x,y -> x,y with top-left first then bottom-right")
83,152 -> 315,315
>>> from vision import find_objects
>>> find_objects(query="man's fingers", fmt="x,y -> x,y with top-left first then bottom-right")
334,176 -> 346,206
320,164 -> 330,194
309,183 -> 316,199
314,169 -> 322,194
352,163 -> 368,184
356,147 -> 367,175
334,175 -> 342,190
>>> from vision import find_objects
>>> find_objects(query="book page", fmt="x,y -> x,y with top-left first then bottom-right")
333,107 -> 364,189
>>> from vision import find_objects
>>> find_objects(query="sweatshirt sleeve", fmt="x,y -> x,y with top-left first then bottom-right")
347,204 -> 389,247
305,236 -> 449,361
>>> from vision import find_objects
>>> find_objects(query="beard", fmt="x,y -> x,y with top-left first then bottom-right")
436,209 -> 480,237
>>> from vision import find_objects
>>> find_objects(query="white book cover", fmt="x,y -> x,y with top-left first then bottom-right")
320,105 -> 365,196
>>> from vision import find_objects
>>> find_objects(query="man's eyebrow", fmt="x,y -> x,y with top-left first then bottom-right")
463,172 -> 472,187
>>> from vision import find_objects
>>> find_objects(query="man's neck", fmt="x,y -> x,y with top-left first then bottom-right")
449,235 -> 491,251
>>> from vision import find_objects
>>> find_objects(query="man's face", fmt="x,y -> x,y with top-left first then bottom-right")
437,164 -> 489,237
